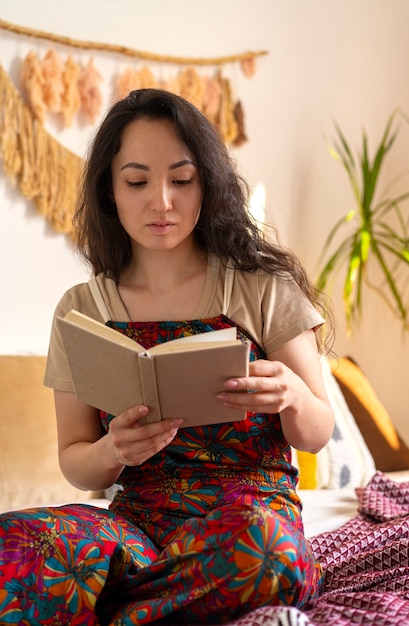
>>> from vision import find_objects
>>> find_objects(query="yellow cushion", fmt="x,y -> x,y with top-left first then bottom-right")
295,450 -> 318,489
0,355 -> 96,511
330,357 -> 409,472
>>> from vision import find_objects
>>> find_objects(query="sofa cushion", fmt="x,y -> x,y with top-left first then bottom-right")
293,358 -> 376,490
330,357 -> 409,472
0,355 -> 97,512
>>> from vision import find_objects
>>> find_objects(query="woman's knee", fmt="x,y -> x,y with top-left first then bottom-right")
230,507 -> 318,606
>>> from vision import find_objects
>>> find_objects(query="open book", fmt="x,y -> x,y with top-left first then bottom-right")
57,310 -> 250,427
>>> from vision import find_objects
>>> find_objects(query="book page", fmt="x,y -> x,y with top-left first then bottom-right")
147,327 -> 238,355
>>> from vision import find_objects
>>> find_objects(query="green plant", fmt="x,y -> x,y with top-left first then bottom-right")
316,109 -> 409,333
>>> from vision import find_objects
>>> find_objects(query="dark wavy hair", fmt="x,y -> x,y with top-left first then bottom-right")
74,88 -> 333,349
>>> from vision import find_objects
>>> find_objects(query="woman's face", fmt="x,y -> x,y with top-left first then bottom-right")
111,117 -> 203,254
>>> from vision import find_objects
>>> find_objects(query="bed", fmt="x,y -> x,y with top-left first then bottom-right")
1,355 -> 409,625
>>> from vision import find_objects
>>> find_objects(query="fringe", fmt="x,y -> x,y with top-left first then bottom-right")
0,63 -> 81,234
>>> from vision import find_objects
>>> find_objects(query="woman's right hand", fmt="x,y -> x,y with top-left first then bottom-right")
107,405 -> 183,467
55,391 -> 183,491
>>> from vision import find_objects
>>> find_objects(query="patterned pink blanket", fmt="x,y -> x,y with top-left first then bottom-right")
227,472 -> 409,626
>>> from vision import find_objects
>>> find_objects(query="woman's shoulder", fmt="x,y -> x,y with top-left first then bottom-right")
55,281 -> 95,313
228,263 -> 323,353
232,262 -> 293,291
54,275 -> 123,322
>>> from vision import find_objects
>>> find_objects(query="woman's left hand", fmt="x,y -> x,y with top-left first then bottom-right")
217,359 -> 295,415
216,330 -> 335,453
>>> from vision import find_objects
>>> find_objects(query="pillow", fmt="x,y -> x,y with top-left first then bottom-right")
318,357 -> 376,489
330,357 -> 409,472
293,358 -> 376,490
0,355 -> 98,512
292,450 -> 318,490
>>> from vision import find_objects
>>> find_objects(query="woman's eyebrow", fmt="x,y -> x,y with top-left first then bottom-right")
169,159 -> 195,170
120,162 -> 149,171
120,159 -> 195,172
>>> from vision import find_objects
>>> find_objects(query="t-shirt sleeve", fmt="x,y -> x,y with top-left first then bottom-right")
43,282 -> 106,392
227,268 -> 324,355
260,272 -> 325,355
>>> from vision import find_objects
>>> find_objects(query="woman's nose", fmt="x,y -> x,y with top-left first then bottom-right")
152,183 -> 172,212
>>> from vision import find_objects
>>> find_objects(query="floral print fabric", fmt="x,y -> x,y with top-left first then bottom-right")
0,316 -> 322,624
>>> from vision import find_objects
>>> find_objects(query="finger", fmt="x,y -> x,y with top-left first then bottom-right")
116,405 -> 150,427
131,417 -> 184,436
121,417 -> 183,453
217,390 -> 265,408
130,424 -> 183,465
223,375 -> 286,394
140,425 -> 181,458
111,421 -> 182,467
217,382 -> 288,411
248,359 -> 280,375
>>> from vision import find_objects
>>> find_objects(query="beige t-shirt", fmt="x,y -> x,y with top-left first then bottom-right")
44,254 -> 324,392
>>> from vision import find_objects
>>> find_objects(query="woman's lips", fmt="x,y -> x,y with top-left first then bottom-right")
147,222 -> 175,234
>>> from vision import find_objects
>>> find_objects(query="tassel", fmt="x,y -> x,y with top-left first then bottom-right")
0,62 -> 82,234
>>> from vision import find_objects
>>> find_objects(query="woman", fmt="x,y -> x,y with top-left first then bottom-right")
0,89 -> 334,625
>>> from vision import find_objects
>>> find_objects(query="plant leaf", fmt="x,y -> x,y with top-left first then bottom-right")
361,112 -> 398,218
315,236 -> 355,291
371,238 -> 407,320
317,110 -> 409,332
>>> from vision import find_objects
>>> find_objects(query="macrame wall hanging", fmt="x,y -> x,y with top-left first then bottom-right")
0,18 -> 267,235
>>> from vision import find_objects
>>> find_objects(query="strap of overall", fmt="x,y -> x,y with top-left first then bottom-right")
222,264 -> 235,315
89,263 -> 235,321
88,276 -> 111,323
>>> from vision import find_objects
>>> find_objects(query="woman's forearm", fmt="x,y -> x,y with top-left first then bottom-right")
279,386 -> 334,454
59,434 -> 125,492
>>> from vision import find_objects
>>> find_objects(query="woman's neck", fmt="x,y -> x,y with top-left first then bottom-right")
119,245 -> 207,296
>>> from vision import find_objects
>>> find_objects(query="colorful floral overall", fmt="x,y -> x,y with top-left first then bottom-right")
0,315 -> 323,625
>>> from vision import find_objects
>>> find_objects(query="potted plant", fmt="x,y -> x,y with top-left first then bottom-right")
316,109 -> 409,334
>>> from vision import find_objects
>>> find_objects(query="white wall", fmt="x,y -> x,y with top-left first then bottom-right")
1,0 -> 408,440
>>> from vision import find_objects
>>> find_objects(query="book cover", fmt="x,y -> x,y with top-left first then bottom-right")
57,310 -> 250,427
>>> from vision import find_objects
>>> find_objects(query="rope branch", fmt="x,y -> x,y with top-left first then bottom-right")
0,18 -> 268,66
